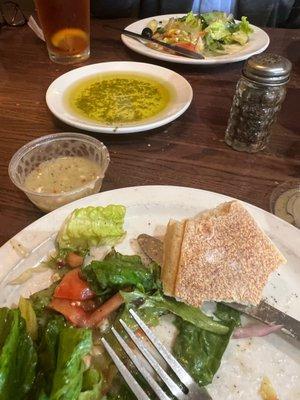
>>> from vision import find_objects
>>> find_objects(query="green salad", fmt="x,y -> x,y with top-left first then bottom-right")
144,11 -> 253,55
0,204 -> 240,400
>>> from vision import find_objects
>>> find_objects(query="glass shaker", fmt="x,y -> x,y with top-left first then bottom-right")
225,53 -> 292,153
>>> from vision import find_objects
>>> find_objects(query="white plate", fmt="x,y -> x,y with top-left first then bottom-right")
0,186 -> 299,399
122,14 -> 270,65
46,62 -> 193,134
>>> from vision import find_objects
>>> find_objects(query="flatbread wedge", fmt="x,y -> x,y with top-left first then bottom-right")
167,201 -> 286,307
162,219 -> 186,296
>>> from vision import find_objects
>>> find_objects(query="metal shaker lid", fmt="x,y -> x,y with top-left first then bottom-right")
243,53 -> 292,85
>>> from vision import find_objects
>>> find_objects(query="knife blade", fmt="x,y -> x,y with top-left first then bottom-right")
105,25 -> 205,60
137,233 -> 300,343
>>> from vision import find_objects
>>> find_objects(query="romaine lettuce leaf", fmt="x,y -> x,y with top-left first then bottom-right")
0,308 -> 37,400
119,290 -> 165,330
106,380 -> 140,400
19,296 -> 38,340
202,11 -> 230,24
205,21 -> 230,41
204,35 -> 225,53
50,327 -> 92,400
184,11 -> 201,28
56,205 -> 126,251
31,317 -> 103,400
82,251 -> 158,296
173,303 -> 240,386
121,290 -> 228,335
30,283 -> 60,329
231,31 -> 249,45
201,13 -> 252,53
39,316 -> 68,387
238,16 -> 253,35
79,368 -> 103,400
28,315 -> 68,399
107,370 -> 151,400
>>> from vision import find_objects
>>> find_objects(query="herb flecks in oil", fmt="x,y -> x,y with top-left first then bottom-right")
66,73 -> 172,125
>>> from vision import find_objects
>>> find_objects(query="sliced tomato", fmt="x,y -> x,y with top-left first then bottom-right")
54,268 -> 95,301
50,294 -> 124,328
49,298 -> 89,327
176,42 -> 196,51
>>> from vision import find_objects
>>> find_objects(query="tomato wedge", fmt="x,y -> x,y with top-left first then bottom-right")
49,293 -> 124,328
50,298 -> 89,327
54,268 -> 95,301
176,42 -> 196,51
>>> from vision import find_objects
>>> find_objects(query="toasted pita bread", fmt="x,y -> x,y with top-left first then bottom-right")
162,219 -> 186,296
164,201 -> 286,306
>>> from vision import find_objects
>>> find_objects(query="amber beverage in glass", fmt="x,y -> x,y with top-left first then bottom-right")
35,0 -> 90,64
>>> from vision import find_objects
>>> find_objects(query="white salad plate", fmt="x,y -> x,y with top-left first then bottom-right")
0,185 -> 299,399
46,61 -> 193,134
122,14 -> 270,65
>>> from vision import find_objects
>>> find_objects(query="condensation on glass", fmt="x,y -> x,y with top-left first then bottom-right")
225,53 -> 292,153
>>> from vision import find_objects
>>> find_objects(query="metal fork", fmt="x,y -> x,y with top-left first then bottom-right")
101,309 -> 212,400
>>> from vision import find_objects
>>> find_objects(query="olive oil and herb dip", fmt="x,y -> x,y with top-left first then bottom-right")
65,73 -> 173,125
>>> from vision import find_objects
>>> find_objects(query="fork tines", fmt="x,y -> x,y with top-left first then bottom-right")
101,309 -> 212,400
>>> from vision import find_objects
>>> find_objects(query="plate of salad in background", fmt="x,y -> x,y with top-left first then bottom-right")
0,186 -> 299,399
121,12 -> 270,65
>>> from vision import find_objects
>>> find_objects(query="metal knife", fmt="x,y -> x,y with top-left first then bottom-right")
137,233 -> 300,343
105,25 -> 205,60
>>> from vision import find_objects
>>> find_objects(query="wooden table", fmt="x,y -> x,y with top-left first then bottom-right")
0,19 -> 299,245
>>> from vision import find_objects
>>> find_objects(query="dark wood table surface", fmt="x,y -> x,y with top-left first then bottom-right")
0,19 -> 299,245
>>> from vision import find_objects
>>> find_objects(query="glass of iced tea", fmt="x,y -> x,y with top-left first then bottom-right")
34,0 -> 90,64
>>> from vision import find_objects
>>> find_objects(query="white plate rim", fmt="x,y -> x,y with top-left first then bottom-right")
121,14 -> 270,65
46,61 -> 193,134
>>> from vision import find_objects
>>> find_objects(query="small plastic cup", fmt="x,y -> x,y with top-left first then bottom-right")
8,132 -> 110,212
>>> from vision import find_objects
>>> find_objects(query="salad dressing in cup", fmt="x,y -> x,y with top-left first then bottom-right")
24,156 -> 101,195
9,133 -> 110,212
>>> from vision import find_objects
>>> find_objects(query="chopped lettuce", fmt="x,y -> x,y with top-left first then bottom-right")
202,11 -> 231,24
50,327 -> 92,400
232,31 -> 249,45
38,316 -> 68,392
0,308 -> 37,400
30,283 -> 58,326
119,290 -> 165,330
121,290 -> 228,335
194,12 -> 252,54
56,205 -> 126,252
184,11 -> 201,28
239,16 -> 253,35
205,20 -> 231,41
79,368 -> 103,400
173,303 -> 240,386
204,35 -> 225,53
29,316 -> 103,400
19,296 -> 38,340
107,370 -> 152,400
107,379 -> 142,400
82,251 -> 158,296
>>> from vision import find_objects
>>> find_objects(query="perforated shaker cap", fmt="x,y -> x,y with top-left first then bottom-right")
243,53 -> 292,85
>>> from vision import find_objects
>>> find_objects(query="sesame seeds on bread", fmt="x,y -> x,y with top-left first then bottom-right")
163,201 -> 286,307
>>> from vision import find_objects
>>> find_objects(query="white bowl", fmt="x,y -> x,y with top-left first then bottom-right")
46,61 -> 193,134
